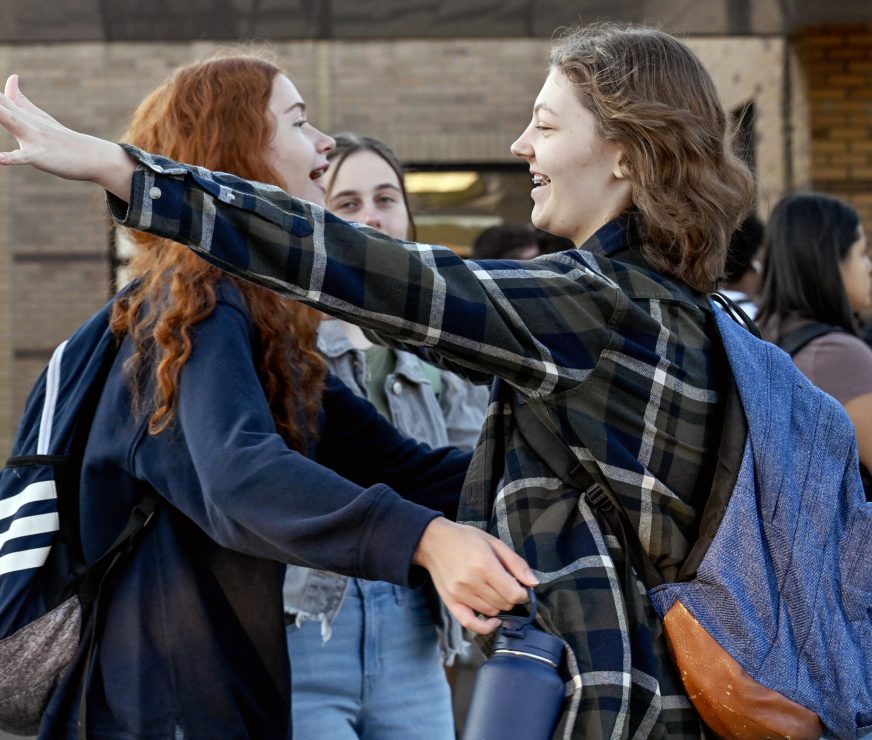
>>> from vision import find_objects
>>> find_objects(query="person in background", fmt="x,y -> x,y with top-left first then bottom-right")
283,132 -> 489,740
470,223 -> 572,260
756,192 -> 872,500
0,56 -> 533,739
721,213 -> 764,319
471,223 -> 542,260
0,22 -> 755,735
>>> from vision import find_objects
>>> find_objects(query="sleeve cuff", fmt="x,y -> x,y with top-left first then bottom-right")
356,486 -> 441,588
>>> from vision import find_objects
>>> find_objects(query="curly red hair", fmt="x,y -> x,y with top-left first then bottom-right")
112,53 -> 326,451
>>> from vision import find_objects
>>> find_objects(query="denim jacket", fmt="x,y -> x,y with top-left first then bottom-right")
283,320 -> 489,661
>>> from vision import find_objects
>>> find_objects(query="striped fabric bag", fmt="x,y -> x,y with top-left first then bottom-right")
0,290 -> 157,734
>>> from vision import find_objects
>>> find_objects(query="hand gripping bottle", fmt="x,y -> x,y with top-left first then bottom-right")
461,589 -> 565,740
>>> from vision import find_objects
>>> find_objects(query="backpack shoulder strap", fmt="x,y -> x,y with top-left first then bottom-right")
709,291 -> 760,337
77,485 -> 160,740
778,322 -> 843,357
509,394 -> 664,590
77,487 -> 160,610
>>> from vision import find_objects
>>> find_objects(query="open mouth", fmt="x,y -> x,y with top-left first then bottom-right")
532,173 -> 551,189
310,165 -> 328,190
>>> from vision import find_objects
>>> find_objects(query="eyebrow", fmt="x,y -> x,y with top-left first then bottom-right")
284,102 -> 306,115
330,183 -> 401,200
534,102 -> 558,116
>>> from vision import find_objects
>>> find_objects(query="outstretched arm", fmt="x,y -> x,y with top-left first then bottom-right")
0,75 -> 134,199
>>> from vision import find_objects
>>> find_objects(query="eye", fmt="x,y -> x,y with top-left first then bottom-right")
377,195 -> 399,206
332,199 -> 359,213
293,118 -> 309,128
534,124 -> 552,133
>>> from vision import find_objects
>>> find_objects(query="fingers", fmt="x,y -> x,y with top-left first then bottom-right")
0,149 -> 33,166
457,535 -> 536,611
0,84 -> 30,140
4,74 -> 18,99
415,518 -> 537,621
445,603 -> 501,636
453,589 -> 503,617
0,101 -> 32,165
4,75 -> 60,127
490,537 -> 539,589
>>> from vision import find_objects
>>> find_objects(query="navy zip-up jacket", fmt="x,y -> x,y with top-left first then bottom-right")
39,279 -> 470,740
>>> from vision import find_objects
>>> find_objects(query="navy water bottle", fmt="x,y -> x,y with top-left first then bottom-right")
462,589 -> 565,740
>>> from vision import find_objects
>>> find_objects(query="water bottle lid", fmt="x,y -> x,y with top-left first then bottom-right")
492,588 -> 564,666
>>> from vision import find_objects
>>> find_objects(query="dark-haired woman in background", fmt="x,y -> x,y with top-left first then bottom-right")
757,192 -> 872,499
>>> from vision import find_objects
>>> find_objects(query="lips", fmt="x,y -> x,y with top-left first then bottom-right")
532,173 -> 551,189
310,164 -> 329,193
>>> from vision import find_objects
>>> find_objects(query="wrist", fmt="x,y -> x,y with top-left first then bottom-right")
412,516 -> 447,568
93,138 -> 136,201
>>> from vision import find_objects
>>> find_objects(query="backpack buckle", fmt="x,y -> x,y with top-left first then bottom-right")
585,485 -> 613,512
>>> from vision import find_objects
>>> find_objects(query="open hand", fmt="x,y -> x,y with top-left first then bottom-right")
0,74 -> 134,198
413,517 -> 538,635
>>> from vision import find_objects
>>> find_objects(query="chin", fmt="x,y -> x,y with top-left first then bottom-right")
532,215 -> 573,244
530,209 -> 546,232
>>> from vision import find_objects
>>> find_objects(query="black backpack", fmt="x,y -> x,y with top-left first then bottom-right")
0,291 -> 159,735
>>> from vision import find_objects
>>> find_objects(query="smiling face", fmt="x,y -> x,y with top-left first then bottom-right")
324,149 -> 410,240
266,74 -> 334,206
840,224 -> 872,312
510,69 -> 632,247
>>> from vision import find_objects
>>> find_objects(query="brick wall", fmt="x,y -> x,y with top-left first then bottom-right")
794,24 -> 872,227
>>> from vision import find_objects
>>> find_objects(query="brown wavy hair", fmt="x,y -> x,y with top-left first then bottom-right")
112,53 -> 327,450
551,23 -> 754,292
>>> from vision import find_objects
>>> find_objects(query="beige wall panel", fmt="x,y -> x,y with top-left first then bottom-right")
689,37 -> 787,217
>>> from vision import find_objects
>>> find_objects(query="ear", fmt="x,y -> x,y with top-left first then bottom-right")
612,150 -> 629,180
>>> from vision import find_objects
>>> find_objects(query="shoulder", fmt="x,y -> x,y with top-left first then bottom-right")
803,329 -> 872,362
214,277 -> 249,317
795,330 -> 872,404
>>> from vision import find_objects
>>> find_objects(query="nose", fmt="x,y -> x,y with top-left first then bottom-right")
361,206 -> 382,229
314,126 -> 335,154
510,124 -> 534,161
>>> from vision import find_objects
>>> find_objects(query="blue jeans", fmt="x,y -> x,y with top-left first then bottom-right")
285,578 -> 455,740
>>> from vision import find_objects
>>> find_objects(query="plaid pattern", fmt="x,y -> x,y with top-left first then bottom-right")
111,146 -> 719,738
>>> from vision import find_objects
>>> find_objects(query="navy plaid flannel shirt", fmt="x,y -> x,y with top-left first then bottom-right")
110,145 -> 722,738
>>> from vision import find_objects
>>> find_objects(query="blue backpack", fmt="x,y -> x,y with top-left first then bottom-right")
516,296 -> 872,739
0,291 -> 159,734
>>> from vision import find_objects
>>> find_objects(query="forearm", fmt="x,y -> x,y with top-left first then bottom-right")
89,137 -> 136,200
317,374 -> 469,519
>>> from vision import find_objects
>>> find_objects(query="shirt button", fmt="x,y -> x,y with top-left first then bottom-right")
391,381 -> 403,395
148,186 -> 162,200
